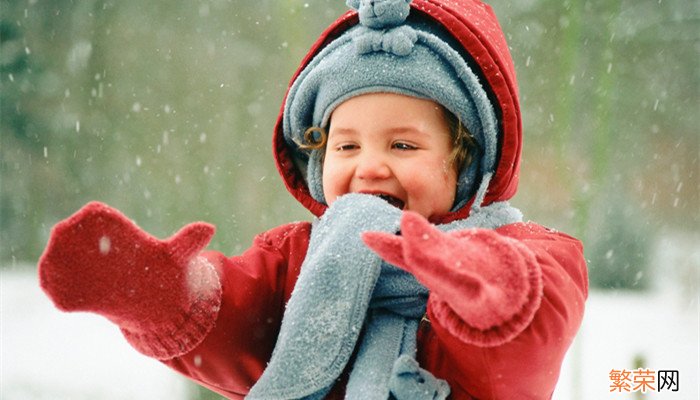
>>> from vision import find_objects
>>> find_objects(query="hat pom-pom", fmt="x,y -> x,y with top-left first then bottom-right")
349,0 -> 416,57
347,0 -> 412,29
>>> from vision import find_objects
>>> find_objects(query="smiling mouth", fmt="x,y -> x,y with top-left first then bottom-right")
373,194 -> 405,210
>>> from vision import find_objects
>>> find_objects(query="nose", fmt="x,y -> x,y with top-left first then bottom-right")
355,151 -> 392,181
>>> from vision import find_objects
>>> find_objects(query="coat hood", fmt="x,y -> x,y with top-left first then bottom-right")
272,0 -> 521,224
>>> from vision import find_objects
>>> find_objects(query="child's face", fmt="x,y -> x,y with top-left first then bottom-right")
322,92 -> 457,220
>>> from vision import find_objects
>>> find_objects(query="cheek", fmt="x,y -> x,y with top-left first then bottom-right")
411,162 -> 457,210
321,158 -> 344,204
424,159 -> 457,186
321,173 -> 334,204
441,164 -> 458,201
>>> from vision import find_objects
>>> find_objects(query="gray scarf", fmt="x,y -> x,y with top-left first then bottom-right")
247,193 -> 521,399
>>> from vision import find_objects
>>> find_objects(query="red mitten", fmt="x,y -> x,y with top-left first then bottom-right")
362,211 -> 542,346
38,201 -> 222,359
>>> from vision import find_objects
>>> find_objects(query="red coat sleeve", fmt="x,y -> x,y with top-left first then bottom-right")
162,222 -> 311,398
420,222 -> 588,399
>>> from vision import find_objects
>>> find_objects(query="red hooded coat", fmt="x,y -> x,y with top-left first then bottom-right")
160,1 -> 588,398
37,0 -> 587,398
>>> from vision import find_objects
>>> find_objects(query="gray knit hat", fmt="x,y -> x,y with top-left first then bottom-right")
283,0 -> 499,211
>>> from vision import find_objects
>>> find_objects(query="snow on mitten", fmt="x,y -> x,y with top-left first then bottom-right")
38,201 -> 222,359
362,211 -> 542,346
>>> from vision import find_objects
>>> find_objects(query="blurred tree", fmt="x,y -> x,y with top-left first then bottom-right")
493,0 -> 698,290
1,0 -> 82,263
1,0 -> 346,264
587,190 -> 652,290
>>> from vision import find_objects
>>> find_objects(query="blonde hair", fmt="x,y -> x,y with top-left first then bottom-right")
442,107 -> 477,172
298,126 -> 328,151
298,107 -> 476,172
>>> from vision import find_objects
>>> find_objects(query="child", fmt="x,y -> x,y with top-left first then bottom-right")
38,0 -> 588,398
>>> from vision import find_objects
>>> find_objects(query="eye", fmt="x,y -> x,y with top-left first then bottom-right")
336,143 -> 359,152
392,141 -> 417,151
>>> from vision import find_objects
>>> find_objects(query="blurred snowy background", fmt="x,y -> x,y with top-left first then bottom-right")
1,0 -> 698,399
